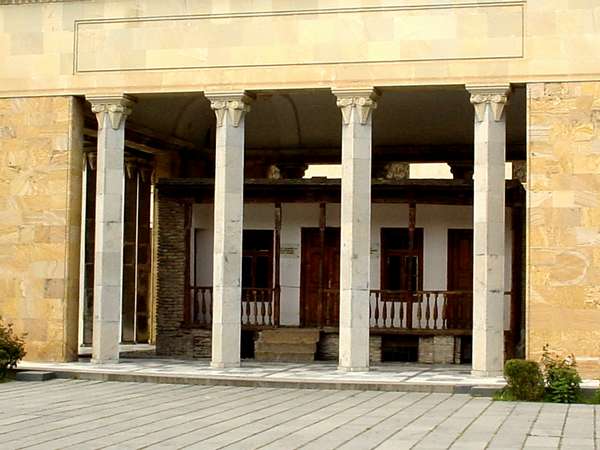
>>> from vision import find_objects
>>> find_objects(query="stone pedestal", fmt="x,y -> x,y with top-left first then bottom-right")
333,88 -> 378,372
467,85 -> 510,377
86,95 -> 135,364
206,92 -> 253,369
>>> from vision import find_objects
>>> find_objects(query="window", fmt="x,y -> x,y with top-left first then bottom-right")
242,230 -> 274,289
380,228 -> 424,292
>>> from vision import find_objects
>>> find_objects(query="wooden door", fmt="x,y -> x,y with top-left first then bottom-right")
447,229 -> 473,329
300,228 -> 340,327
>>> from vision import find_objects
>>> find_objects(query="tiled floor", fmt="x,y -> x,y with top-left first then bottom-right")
0,379 -> 597,449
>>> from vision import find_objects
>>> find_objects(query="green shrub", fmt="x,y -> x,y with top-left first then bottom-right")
0,317 -> 26,379
541,345 -> 581,403
503,359 -> 545,401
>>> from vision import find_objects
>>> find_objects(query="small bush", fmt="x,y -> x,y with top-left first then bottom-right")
541,345 -> 581,404
503,359 -> 545,401
0,317 -> 26,379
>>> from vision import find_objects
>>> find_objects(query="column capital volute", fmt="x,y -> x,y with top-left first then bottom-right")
466,84 -> 511,122
205,91 -> 254,128
86,94 -> 136,131
332,87 -> 380,125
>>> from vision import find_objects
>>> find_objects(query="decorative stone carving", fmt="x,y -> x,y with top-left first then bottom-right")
382,162 -> 409,180
467,85 -> 511,122
267,164 -> 281,180
87,95 -> 135,131
512,160 -> 527,183
83,147 -> 97,171
207,92 -> 254,128
332,88 -> 379,125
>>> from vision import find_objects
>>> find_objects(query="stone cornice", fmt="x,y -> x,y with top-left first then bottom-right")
205,92 -> 254,128
86,95 -> 136,131
332,88 -> 380,125
466,84 -> 511,122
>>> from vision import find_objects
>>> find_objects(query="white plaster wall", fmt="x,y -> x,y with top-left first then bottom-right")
191,203 -> 513,329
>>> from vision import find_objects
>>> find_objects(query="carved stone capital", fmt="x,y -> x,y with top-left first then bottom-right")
333,88 -> 379,125
87,95 -> 136,131
466,85 -> 511,122
206,92 -> 254,128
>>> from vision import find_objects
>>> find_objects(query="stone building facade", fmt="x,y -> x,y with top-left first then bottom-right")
0,0 -> 599,377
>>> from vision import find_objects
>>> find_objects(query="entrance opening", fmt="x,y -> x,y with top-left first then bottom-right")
241,330 -> 256,359
300,227 -> 340,327
381,335 -> 419,362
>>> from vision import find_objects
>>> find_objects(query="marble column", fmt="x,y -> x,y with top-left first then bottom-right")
333,88 -> 379,372
86,95 -> 135,364
206,92 -> 253,369
467,85 -> 511,377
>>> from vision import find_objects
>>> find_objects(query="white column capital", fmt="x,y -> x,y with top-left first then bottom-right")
466,85 -> 511,122
86,95 -> 136,131
333,88 -> 380,125
206,91 -> 254,128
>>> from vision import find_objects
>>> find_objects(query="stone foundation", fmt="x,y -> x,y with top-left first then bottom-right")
317,332 -> 382,364
418,336 -> 458,364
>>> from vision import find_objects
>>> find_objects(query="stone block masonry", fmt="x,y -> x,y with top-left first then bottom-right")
0,96 -> 84,362
527,82 -> 600,378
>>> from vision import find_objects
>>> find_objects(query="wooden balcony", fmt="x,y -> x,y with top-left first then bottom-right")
186,287 -> 514,335
189,286 -> 280,329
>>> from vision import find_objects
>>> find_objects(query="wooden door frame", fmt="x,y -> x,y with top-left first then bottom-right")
300,226 -> 340,327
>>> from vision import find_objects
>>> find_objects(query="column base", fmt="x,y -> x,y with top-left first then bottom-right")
338,365 -> 370,373
91,358 -> 119,365
471,369 -> 503,378
210,361 -> 241,369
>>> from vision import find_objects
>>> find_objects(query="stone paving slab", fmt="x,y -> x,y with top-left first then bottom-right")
0,379 -> 597,450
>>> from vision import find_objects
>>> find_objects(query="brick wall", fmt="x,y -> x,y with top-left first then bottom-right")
155,193 -> 210,358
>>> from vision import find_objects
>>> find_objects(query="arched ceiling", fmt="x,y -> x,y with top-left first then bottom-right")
128,86 -> 526,162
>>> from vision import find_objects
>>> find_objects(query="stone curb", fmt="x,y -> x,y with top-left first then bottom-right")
14,368 -> 505,396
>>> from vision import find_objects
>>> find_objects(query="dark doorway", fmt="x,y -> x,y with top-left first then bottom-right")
300,228 -> 340,327
447,229 -> 473,330
380,228 -> 424,291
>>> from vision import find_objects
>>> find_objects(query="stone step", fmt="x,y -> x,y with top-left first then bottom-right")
255,342 -> 317,354
15,371 -> 56,382
258,328 -> 320,344
255,351 -> 315,363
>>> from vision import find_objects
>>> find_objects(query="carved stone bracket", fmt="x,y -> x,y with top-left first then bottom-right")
333,88 -> 379,125
87,95 -> 136,131
206,92 -> 254,128
466,85 -> 511,122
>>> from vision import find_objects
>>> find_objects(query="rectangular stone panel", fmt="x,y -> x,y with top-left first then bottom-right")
75,3 -> 523,73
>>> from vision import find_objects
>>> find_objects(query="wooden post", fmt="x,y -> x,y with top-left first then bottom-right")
318,202 -> 326,328
407,202 -> 416,329
183,200 -> 193,325
274,203 -> 282,326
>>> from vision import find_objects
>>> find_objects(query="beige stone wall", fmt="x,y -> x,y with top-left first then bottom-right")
1,1 -> 600,96
0,96 -> 83,362
527,82 -> 600,377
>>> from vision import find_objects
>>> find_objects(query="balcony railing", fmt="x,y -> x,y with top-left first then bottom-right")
188,286 -> 509,333
189,286 -> 279,328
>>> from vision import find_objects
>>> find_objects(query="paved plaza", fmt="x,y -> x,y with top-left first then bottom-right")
0,379 -> 598,450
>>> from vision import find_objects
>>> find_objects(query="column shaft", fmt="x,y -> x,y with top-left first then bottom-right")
207,92 -> 252,369
468,86 -> 510,377
334,89 -> 378,372
87,95 -> 134,364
